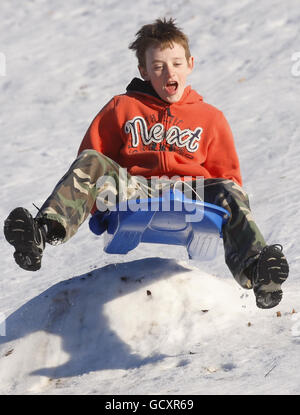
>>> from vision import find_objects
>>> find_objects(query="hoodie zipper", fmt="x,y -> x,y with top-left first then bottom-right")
166,106 -> 172,117
164,105 -> 173,131
161,105 -> 173,173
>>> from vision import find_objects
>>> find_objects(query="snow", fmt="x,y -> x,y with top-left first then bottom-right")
0,0 -> 300,395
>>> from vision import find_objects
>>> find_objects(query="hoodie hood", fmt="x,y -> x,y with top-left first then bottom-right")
126,77 -> 203,106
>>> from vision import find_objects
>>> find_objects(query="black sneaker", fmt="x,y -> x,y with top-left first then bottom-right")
253,244 -> 289,309
4,207 -> 46,271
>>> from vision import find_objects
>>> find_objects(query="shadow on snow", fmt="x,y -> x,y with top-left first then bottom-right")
0,257 -> 191,378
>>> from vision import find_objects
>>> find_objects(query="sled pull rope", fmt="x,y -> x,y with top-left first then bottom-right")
173,180 -> 203,202
173,180 -> 230,221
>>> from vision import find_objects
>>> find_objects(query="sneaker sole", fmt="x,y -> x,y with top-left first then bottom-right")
4,207 -> 43,271
255,289 -> 283,309
255,245 -> 289,309
256,246 -> 289,286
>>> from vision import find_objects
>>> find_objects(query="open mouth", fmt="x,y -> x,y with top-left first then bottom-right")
165,81 -> 178,95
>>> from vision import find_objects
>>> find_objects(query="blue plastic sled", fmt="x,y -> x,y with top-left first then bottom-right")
89,188 -> 230,260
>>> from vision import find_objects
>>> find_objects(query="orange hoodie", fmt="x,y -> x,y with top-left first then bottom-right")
78,78 -> 242,186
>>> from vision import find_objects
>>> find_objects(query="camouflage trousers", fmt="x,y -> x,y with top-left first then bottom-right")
37,149 -> 266,289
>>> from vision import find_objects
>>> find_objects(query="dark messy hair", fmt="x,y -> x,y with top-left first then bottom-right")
128,17 -> 191,68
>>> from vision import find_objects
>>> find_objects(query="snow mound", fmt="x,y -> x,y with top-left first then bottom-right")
0,257 -> 249,394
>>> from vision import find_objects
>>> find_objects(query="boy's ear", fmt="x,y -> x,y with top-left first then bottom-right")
138,65 -> 150,81
187,56 -> 194,74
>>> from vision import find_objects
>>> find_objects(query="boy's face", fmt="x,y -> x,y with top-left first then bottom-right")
139,42 -> 194,103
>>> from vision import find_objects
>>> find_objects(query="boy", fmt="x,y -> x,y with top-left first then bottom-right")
4,18 -> 289,309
